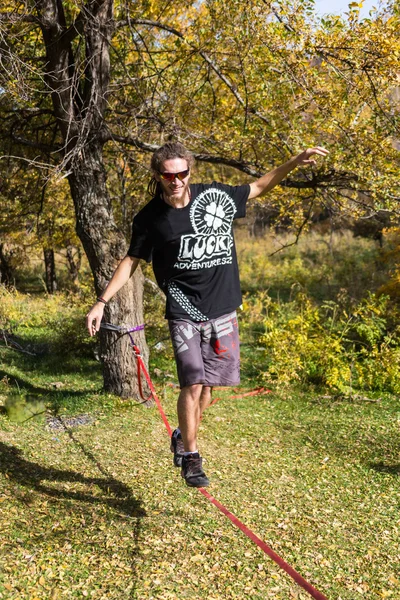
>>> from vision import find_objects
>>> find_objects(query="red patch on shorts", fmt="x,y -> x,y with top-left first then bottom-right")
213,339 -> 228,356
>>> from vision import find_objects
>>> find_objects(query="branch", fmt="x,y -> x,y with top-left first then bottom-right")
0,12 -> 39,25
4,108 -> 54,117
103,133 -> 158,152
0,155 -> 59,172
104,132 -> 361,190
269,198 -> 315,257
118,18 -> 184,39
60,11 -> 85,46
123,18 -> 276,132
1,330 -> 37,356
285,169 -> 358,189
104,132 -> 261,176
194,153 -> 261,177
11,133 -> 60,154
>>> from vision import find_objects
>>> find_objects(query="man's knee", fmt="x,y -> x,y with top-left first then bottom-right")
180,383 -> 203,399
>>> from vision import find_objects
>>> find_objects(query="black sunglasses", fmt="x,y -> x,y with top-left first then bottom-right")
159,169 -> 190,182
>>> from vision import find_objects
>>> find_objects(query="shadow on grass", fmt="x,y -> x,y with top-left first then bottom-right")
1,437 -> 145,598
0,350 -> 100,378
0,441 -> 145,516
0,368 -> 99,398
0,328 -> 99,378
368,462 -> 400,475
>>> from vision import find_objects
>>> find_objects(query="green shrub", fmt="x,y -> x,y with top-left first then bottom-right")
237,229 -> 388,302
0,285 -> 94,355
241,289 -> 400,393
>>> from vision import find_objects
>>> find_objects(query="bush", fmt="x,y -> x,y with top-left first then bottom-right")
241,290 -> 400,394
0,285 -> 94,355
237,229 -> 387,302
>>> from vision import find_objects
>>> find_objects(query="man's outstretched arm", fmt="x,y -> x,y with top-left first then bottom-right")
248,146 -> 329,200
85,255 -> 140,337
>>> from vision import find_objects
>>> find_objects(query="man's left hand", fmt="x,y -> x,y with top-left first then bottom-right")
297,146 -> 329,166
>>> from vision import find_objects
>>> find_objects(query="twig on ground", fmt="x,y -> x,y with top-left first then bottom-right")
0,330 -> 37,356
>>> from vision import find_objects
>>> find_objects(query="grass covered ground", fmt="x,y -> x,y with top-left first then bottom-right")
0,231 -> 399,599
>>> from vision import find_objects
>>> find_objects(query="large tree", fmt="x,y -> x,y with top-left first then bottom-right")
1,0 -> 150,397
0,0 -> 399,395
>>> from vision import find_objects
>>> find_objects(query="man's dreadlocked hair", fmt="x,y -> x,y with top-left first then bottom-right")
147,141 -> 195,197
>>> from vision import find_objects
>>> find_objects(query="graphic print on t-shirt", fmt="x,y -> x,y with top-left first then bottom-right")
174,188 -> 237,270
168,281 -> 208,322
127,180 -> 250,321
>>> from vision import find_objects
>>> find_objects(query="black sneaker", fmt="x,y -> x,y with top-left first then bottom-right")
181,453 -> 210,488
170,429 -> 184,467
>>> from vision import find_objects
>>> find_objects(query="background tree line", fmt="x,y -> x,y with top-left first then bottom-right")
0,0 -> 399,397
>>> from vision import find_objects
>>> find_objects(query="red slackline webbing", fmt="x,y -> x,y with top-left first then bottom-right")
136,350 -> 172,437
133,341 -> 328,600
209,386 -> 273,407
199,488 -> 328,600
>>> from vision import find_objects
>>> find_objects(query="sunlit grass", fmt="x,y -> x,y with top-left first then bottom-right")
0,231 -> 399,598
1,381 -> 399,599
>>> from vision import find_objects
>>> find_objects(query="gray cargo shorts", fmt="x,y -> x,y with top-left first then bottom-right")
168,311 -> 240,388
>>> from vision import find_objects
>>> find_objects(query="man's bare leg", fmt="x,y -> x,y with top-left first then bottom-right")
200,385 -> 213,417
177,384 -> 203,452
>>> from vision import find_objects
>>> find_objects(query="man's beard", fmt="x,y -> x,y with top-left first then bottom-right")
164,181 -> 190,204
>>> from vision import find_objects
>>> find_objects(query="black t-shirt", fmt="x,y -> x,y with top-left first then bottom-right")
127,182 -> 250,321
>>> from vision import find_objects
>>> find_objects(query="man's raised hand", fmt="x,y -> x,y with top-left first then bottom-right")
297,146 -> 329,166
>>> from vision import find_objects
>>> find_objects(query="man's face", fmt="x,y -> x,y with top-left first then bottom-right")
156,158 -> 191,204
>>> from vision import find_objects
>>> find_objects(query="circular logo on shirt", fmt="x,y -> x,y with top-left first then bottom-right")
190,189 -> 236,235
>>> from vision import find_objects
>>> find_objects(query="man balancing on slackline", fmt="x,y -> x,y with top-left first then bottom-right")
86,141 -> 328,488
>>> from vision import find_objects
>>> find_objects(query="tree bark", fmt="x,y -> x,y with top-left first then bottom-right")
43,248 -> 57,293
101,270 -> 148,398
0,244 -> 14,286
67,143 -> 148,398
65,244 -> 81,289
35,0 -> 149,398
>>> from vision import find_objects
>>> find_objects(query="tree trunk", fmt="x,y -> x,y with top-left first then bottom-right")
65,244 -> 81,290
34,0 -> 150,399
68,143 -> 149,398
101,270 -> 148,398
43,248 -> 57,293
0,244 -> 14,286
